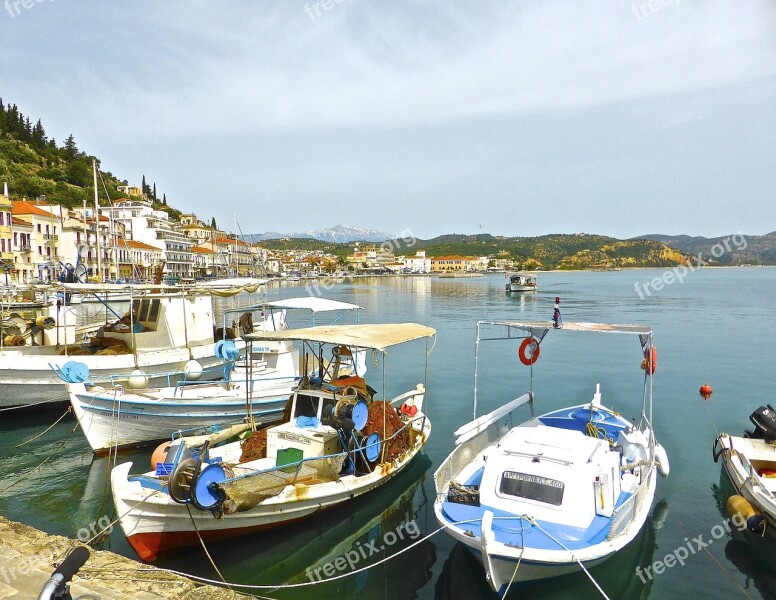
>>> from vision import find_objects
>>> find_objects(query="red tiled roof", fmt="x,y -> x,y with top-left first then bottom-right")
11,216 -> 31,227
11,200 -> 52,218
123,240 -> 162,251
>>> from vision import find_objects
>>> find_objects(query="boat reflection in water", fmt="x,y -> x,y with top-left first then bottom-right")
435,499 -> 667,600
155,453 -> 436,599
712,468 -> 776,599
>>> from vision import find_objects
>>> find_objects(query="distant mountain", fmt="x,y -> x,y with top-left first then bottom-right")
245,224 -> 396,244
634,232 -> 776,265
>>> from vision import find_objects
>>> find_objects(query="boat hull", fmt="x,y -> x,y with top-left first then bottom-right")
435,469 -> 656,589
70,380 -> 295,454
112,415 -> 431,562
715,434 -> 776,538
0,346 -> 235,408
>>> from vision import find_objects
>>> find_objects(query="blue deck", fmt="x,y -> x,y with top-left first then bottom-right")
441,491 -> 631,551
538,405 -> 630,441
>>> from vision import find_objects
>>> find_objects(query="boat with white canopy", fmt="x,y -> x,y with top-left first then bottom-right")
0,279 -> 266,408
434,319 -> 667,591
62,297 -> 363,454
111,322 -> 435,562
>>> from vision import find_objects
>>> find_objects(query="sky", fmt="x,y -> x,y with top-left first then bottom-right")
0,1 -> 774,239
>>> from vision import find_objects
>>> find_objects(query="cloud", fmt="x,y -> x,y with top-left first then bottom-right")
3,1 -> 775,141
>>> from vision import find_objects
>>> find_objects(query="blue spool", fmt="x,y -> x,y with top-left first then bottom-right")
351,400 -> 368,431
194,463 -> 226,509
221,340 -> 239,361
364,433 -> 381,463
213,340 -> 225,359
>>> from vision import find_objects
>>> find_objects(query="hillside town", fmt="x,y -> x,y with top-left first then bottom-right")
0,185 -> 508,285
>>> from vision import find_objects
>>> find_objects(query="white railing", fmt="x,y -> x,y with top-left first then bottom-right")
607,469 -> 652,540
434,421 -> 501,495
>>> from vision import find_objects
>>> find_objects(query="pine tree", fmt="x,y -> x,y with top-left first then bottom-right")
162,193 -> 167,206
63,134 -> 78,161
31,119 -> 46,149
152,182 -> 157,201
211,217 -> 217,230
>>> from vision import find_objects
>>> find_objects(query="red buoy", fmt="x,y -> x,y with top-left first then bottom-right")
700,384 -> 713,400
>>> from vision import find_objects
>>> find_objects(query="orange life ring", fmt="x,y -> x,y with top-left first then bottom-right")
641,346 -> 657,375
519,337 -> 540,366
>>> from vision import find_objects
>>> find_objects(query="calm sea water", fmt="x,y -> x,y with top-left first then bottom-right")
2,268 -> 776,599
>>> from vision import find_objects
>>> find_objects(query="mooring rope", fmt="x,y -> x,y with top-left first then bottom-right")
14,407 -> 72,448
0,420 -> 80,494
128,514 -> 611,598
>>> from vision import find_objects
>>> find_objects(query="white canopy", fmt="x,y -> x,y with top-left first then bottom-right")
260,297 -> 363,313
481,320 -> 652,336
245,323 -> 436,352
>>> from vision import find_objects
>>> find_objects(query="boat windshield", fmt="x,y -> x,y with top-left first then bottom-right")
499,471 -> 565,506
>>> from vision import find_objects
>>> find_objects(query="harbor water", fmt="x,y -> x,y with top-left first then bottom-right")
1,268 -> 775,599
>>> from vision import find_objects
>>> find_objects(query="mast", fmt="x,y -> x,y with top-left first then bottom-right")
93,159 -> 102,281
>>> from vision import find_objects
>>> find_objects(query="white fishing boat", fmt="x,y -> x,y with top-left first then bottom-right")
505,272 -> 537,293
111,322 -> 435,562
0,280 -> 266,409
433,319 -> 667,591
713,406 -> 776,537
63,297 -> 364,454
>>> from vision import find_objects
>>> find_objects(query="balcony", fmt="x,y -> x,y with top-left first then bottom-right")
19,245 -> 32,253
44,233 -> 59,242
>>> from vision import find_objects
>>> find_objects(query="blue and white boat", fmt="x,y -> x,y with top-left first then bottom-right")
433,320 -> 668,591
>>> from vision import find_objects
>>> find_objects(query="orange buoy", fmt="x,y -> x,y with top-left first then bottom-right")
700,384 -> 713,400
640,346 -> 657,375
518,337 -> 541,366
150,441 -> 172,470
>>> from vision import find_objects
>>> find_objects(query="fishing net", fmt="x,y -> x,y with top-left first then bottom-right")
363,401 -> 411,464
239,428 -> 267,463
220,455 -> 346,514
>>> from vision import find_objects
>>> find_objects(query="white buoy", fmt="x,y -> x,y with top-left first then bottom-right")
655,443 -> 670,477
127,369 -> 149,390
184,359 -> 203,380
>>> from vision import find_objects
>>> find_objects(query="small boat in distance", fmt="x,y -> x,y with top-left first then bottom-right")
111,322 -> 435,562
505,272 -> 537,293
434,319 -> 667,590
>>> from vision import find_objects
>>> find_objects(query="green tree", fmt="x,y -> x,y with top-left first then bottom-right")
63,134 -> 78,161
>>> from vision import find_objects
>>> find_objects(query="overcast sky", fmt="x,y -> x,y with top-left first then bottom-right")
1,1 -> 774,238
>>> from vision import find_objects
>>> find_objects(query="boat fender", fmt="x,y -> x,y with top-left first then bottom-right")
518,337 -> 540,366
184,359 -> 203,381
151,441 -> 172,470
726,495 -> 767,535
127,369 -> 149,390
654,443 -> 670,477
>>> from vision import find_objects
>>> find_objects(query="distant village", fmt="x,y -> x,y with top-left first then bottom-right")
0,183 -> 515,285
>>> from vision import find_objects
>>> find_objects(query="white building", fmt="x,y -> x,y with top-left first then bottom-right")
403,250 -> 431,274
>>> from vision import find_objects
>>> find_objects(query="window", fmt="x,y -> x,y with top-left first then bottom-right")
499,471 -> 565,506
37,224 -> 41,233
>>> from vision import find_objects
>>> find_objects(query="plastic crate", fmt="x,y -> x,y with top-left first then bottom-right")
276,448 -> 303,473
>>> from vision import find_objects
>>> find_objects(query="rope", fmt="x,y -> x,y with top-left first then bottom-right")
14,407 -> 72,447
529,519 -> 612,600
0,421 -> 80,494
0,402 -> 41,412
501,546 -> 523,599
666,510 -> 753,598
130,514 -> 611,596
186,503 -> 233,592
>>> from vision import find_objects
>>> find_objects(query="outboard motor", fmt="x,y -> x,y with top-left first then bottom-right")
746,405 -> 776,441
